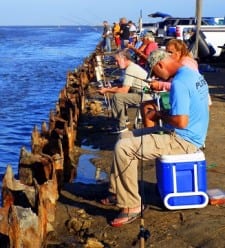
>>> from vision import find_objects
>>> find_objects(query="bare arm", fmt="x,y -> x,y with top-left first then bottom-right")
150,80 -> 171,91
127,43 -> 148,60
162,114 -> 189,128
98,85 -> 130,94
156,111 -> 189,129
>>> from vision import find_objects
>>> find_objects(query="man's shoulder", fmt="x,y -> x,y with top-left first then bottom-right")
177,66 -> 200,76
173,66 -> 206,87
126,66 -> 148,83
127,62 -> 147,73
181,56 -> 198,70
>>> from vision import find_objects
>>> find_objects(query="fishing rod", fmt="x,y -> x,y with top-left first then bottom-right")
119,69 -> 154,247
138,78 -> 151,248
60,16 -> 84,26
108,64 -> 152,82
94,63 -> 112,117
70,14 -> 93,26
125,73 -> 152,84
82,8 -> 103,24
101,69 -> 112,113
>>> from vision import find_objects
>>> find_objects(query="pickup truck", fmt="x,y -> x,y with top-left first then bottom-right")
175,25 -> 225,57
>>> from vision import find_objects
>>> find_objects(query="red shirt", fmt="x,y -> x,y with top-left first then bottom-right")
139,42 -> 158,66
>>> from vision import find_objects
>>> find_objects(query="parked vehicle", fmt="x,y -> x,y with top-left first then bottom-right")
142,22 -> 158,34
176,25 -> 225,57
142,15 -> 216,37
142,13 -> 225,58
141,11 -> 171,34
202,17 -> 225,25
156,17 -> 210,37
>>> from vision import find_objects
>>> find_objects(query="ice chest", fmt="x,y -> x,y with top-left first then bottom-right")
156,151 -> 209,210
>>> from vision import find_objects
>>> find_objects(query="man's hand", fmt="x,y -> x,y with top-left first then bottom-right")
149,80 -> 160,91
156,111 -> 189,129
146,108 -> 158,122
127,43 -> 134,49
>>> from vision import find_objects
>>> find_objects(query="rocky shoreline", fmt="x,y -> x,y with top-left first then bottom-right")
1,41 -> 225,247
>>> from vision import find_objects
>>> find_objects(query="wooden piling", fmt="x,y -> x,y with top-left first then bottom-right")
0,48 -> 103,247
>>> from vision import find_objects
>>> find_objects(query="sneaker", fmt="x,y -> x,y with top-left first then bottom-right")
111,126 -> 128,134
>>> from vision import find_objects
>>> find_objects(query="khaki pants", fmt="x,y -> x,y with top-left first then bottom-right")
109,128 -> 198,208
111,93 -> 151,127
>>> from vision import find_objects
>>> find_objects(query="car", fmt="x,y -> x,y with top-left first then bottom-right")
203,17 -> 225,25
141,11 -> 171,34
157,17 -> 210,37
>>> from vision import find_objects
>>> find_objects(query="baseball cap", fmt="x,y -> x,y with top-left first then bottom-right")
147,49 -> 170,68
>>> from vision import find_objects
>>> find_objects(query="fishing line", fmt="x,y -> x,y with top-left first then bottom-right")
125,72 -> 152,84
138,69 -> 152,247
82,8 -> 103,24
112,67 -> 153,245
60,15 -> 89,26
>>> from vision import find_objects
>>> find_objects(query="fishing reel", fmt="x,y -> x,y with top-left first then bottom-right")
138,225 -> 151,241
142,85 -> 154,94
132,225 -> 151,247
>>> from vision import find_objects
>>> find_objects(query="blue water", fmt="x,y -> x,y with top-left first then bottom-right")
0,26 -> 102,179
75,146 -> 108,184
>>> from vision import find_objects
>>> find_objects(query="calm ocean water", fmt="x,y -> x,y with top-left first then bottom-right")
0,26 -> 101,182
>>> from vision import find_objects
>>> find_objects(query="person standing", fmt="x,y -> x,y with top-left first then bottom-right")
119,17 -> 130,49
102,21 -> 112,52
112,22 -> 121,50
128,20 -> 137,42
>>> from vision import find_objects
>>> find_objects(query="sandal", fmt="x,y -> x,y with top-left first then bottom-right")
100,194 -> 117,206
111,209 -> 141,227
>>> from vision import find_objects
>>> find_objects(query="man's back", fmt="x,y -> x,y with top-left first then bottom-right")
170,66 -> 209,147
123,62 -> 148,92
120,23 -> 130,40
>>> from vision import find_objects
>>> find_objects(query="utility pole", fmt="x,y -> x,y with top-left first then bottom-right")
139,9 -> 143,32
193,0 -> 202,59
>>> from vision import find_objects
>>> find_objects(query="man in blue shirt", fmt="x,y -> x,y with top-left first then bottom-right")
169,66 -> 209,147
101,49 -> 209,227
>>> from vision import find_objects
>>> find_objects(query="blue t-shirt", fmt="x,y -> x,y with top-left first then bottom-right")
169,66 -> 209,148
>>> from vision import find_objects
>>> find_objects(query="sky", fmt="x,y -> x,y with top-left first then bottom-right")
1,0 -> 225,26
